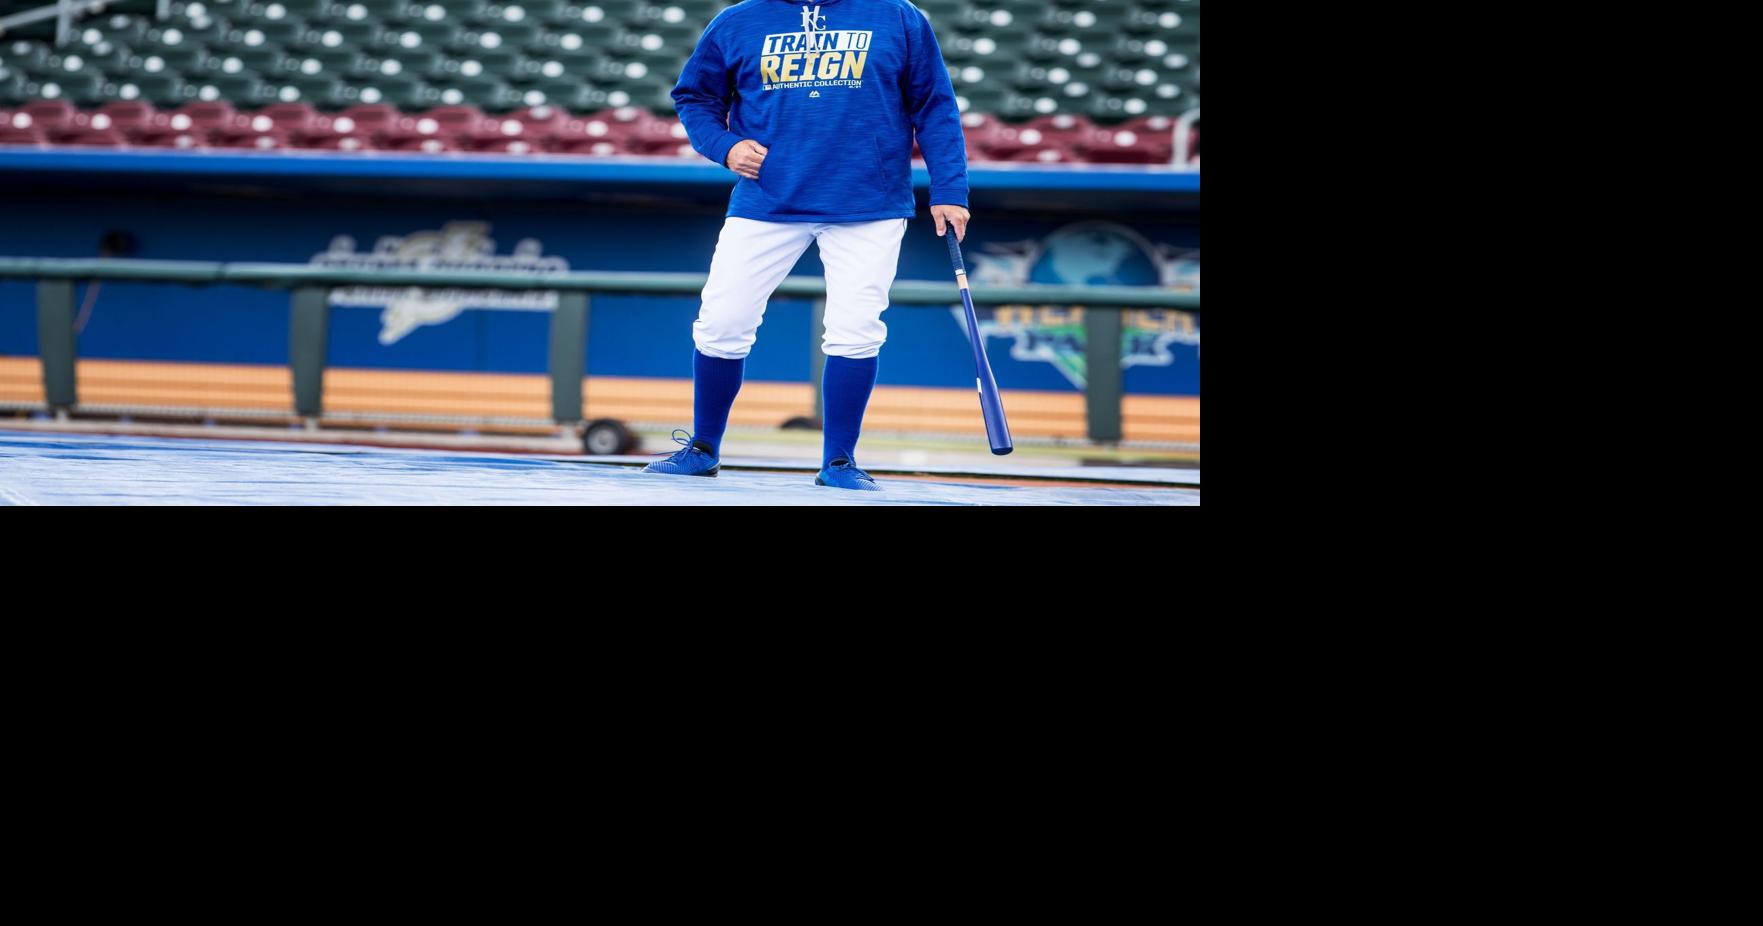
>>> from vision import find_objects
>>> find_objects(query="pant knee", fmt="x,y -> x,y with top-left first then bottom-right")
822,310 -> 886,360
822,336 -> 885,360
693,313 -> 759,359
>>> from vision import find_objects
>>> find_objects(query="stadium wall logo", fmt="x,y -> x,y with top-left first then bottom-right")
761,6 -> 869,91
963,222 -> 1200,389
310,222 -> 569,345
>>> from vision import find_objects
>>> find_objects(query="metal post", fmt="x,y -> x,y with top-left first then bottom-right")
548,292 -> 589,423
36,279 -> 77,410
157,0 -> 171,20
809,298 -> 826,421
1084,307 -> 1123,443
56,0 -> 71,46
289,287 -> 330,418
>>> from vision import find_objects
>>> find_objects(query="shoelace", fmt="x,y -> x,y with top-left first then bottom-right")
829,457 -> 875,483
652,429 -> 708,462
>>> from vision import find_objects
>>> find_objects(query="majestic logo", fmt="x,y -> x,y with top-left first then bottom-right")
310,222 -> 569,345
760,5 -> 870,91
961,222 -> 1201,389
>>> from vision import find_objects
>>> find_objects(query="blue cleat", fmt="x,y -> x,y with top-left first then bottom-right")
816,457 -> 881,491
643,430 -> 721,477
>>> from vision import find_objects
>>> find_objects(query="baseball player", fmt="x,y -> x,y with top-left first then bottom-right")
644,0 -> 970,490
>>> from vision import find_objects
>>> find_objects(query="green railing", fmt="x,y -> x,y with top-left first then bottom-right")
0,257 -> 1201,441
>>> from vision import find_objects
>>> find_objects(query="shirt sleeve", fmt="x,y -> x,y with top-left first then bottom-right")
901,4 -> 970,208
672,21 -> 746,168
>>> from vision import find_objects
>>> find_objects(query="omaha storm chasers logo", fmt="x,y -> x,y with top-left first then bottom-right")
761,5 -> 871,91
310,222 -> 569,345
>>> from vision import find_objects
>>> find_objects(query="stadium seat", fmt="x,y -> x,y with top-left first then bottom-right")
53,124 -> 129,146
0,114 -> 46,146
95,98 -> 159,134
17,97 -> 78,129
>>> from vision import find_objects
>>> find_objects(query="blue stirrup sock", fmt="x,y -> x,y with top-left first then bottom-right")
693,350 -> 744,457
822,354 -> 879,467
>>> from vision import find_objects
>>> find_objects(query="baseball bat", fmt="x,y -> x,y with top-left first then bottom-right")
945,230 -> 1013,456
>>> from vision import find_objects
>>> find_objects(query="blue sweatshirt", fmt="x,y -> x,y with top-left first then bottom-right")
672,0 -> 970,223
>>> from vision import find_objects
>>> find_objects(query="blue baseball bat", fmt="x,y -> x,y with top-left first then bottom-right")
945,230 -> 1013,456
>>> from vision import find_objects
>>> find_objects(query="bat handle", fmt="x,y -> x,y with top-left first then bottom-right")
945,230 -> 966,276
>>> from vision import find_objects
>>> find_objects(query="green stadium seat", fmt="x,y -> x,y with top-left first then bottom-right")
316,20 -> 387,48
436,75 -> 521,110
515,0 -> 572,21
0,67 -> 23,106
401,20 -> 462,48
276,0 -> 335,17
231,46 -> 295,75
373,47 -> 441,79
132,43 -> 210,75
352,74 -> 434,108
348,0 -> 412,19
198,73 -> 270,104
3,40 -> 51,73
530,80 -> 609,111
120,73 -> 190,106
225,19 -> 307,46
42,71 -> 106,104
285,74 -> 348,107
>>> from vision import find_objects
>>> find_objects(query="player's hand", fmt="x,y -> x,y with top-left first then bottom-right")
726,140 -> 768,180
932,204 -> 971,242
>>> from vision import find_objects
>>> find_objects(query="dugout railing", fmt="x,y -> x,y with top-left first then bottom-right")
0,256 -> 1200,443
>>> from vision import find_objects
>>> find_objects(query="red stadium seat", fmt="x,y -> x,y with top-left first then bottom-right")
989,141 -> 1080,164
465,114 -> 530,146
257,102 -> 325,135
498,105 -> 569,142
1076,123 -> 1173,164
1024,113 -> 1094,148
173,101 -> 246,133
52,126 -> 129,147
550,107 -> 643,154
960,112 -> 1006,154
133,128 -> 207,149
0,122 -> 48,146
336,103 -> 413,137
380,135 -> 461,153
370,110 -> 444,147
95,101 -> 161,136
625,115 -> 687,155
212,128 -> 292,151
299,134 -> 377,152
971,122 -> 1034,160
548,136 -> 621,156
420,105 -> 496,142
20,99 -> 79,131
466,137 -> 541,155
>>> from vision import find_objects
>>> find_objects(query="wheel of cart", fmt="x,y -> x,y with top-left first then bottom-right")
580,418 -> 638,456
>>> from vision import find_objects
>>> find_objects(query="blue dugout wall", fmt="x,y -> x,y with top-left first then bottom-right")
0,150 -> 1200,400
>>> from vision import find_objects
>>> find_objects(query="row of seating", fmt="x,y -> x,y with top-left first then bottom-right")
0,97 -> 1195,163
1,1 -> 1199,160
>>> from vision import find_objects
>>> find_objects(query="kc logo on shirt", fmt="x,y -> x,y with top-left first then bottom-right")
761,5 -> 871,91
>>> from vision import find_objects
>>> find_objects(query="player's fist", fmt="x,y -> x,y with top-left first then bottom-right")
726,140 -> 768,180
932,204 -> 971,242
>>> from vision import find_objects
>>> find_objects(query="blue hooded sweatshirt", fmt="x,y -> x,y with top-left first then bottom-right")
672,0 -> 970,223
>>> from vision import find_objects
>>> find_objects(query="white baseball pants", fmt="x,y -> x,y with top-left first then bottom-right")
692,216 -> 908,361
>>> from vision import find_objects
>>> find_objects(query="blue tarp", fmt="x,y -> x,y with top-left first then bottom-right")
0,431 -> 1198,506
